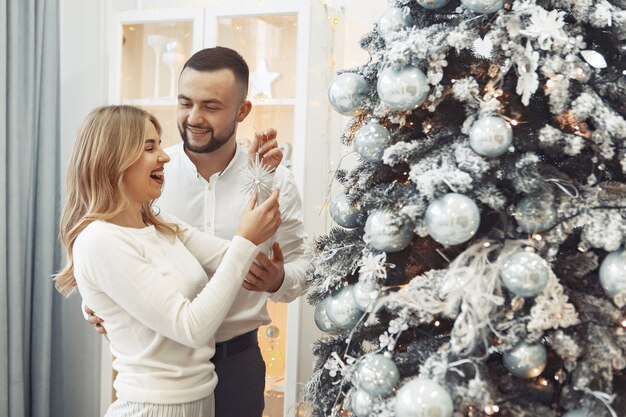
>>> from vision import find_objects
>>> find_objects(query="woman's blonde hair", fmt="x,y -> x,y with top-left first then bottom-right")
55,105 -> 177,296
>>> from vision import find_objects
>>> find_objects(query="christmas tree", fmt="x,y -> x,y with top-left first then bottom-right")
304,0 -> 626,416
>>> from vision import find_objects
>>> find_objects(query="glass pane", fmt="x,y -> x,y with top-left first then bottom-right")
219,15 -> 299,417
237,105 -> 295,170
121,21 -> 194,100
142,105 -> 180,148
217,15 -> 298,100
259,302 -> 288,416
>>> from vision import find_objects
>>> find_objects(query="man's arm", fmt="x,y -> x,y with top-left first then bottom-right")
83,301 -> 107,335
242,168 -> 308,301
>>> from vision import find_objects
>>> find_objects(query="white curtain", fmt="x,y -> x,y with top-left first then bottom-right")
1,0 -> 62,416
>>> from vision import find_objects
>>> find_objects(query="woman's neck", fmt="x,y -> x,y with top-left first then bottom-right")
108,205 -> 147,229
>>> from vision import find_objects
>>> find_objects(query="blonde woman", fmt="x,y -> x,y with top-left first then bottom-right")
55,105 -> 281,417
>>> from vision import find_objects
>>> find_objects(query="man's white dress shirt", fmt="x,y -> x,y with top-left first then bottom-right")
157,143 -> 308,342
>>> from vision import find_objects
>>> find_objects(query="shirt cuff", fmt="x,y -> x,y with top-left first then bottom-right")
269,263 -> 295,300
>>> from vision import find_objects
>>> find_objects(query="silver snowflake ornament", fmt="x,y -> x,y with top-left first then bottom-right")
239,153 -> 274,203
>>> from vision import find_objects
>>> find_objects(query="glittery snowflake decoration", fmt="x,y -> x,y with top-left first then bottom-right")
239,153 -> 274,203
357,251 -> 390,284
472,34 -> 493,59
520,6 -> 567,50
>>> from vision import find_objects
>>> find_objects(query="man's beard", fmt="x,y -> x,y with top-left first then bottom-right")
179,120 -> 237,154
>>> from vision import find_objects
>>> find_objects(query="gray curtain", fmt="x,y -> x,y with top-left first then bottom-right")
1,0 -> 62,416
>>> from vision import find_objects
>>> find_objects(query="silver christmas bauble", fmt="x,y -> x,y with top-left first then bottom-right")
425,193 -> 480,245
326,286 -> 362,330
503,342 -> 547,378
314,297 -> 338,333
378,7 -> 414,42
417,0 -> 451,9
356,354 -> 399,396
599,249 -> 626,305
468,116 -> 513,157
265,325 -> 280,339
562,409 -> 591,417
461,0 -> 505,13
330,192 -> 361,228
354,122 -> 391,163
352,281 -> 379,311
515,195 -> 558,233
351,389 -> 374,417
394,379 -> 453,417
364,210 -> 415,252
328,73 -> 369,116
377,66 -> 430,111
501,251 -> 550,298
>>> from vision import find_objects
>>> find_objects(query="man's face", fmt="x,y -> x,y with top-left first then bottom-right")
177,67 -> 249,154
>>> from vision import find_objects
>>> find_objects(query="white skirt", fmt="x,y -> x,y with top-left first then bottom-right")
104,394 -> 214,417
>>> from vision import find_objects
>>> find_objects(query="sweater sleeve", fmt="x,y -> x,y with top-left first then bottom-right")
166,214 -> 234,273
73,225 -> 259,348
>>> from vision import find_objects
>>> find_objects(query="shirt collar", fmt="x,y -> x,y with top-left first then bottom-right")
177,143 -> 247,179
218,145 -> 247,178
179,144 -> 200,176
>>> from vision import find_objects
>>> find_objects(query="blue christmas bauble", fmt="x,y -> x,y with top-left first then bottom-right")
503,342 -> 547,378
314,297 -> 338,333
326,286 -> 362,330
562,409 -> 591,417
599,249 -> 626,305
352,281 -> 379,311
377,66 -> 430,111
378,7 -> 414,42
417,0 -> 451,9
364,210 -> 415,252
356,354 -> 399,396
515,195 -> 558,233
461,0 -> 506,13
328,73 -> 369,116
394,379 -> 453,417
425,193 -> 480,245
501,251 -> 550,298
351,389 -> 374,417
330,192 -> 361,228
354,122 -> 391,163
469,116 -> 513,157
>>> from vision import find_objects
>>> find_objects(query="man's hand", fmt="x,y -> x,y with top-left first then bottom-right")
84,305 -> 107,335
243,242 -> 285,293
248,128 -> 283,171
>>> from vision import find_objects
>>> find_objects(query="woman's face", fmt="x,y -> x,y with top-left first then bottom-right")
122,121 -> 170,206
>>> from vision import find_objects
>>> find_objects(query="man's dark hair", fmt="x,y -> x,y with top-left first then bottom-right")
182,46 -> 249,98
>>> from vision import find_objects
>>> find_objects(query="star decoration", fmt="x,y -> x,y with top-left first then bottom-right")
248,59 -> 280,100
239,153 -> 275,204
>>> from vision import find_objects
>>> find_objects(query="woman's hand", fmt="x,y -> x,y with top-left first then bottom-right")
237,188 -> 281,245
248,128 -> 283,171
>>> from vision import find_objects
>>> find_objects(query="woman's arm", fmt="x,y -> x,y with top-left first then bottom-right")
74,225 -> 259,348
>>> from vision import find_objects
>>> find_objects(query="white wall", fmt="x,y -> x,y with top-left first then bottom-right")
57,1 -> 385,414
